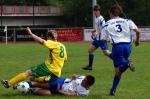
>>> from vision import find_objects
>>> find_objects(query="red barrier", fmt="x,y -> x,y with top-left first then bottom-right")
55,28 -> 83,41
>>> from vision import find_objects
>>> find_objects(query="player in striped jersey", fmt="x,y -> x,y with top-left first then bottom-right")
82,4 -> 112,70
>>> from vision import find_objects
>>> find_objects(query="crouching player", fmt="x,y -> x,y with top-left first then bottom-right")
27,74 -> 95,96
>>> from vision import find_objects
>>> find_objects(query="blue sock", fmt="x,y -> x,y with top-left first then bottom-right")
111,75 -> 121,92
88,54 -> 94,67
108,53 -> 113,60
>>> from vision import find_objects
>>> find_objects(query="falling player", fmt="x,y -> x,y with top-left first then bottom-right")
27,74 -> 95,96
1,27 -> 67,88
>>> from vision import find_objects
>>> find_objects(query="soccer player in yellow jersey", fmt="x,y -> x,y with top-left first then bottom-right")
1,27 -> 67,88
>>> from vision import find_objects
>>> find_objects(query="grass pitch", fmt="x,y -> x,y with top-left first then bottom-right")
0,42 -> 150,99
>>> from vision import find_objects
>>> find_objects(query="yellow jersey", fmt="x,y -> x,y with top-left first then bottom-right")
43,40 -> 67,77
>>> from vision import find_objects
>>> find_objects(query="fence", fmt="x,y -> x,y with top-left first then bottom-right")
0,27 -> 150,43
0,6 -> 62,16
0,27 -> 83,42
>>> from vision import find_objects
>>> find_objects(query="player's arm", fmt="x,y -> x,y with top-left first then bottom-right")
129,20 -> 140,46
26,27 -> 44,44
100,26 -> 108,42
33,89 -> 52,95
64,48 -> 67,62
58,90 -> 76,96
57,84 -> 76,96
133,29 -> 140,46
91,30 -> 98,40
71,74 -> 77,80
91,30 -> 98,35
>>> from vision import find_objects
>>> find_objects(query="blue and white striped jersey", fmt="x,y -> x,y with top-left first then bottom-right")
91,15 -> 105,41
95,15 -> 105,33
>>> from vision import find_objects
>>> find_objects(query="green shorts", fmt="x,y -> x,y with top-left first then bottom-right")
30,63 -> 58,81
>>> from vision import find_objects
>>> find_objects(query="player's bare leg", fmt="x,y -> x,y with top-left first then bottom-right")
31,89 -> 52,95
102,50 -> 111,56
28,81 -> 50,89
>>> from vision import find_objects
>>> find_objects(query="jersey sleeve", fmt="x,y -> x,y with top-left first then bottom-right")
77,76 -> 85,79
100,16 -> 106,27
129,20 -> 138,30
95,22 -> 99,33
101,26 -> 109,40
95,16 -> 105,33
43,40 -> 57,49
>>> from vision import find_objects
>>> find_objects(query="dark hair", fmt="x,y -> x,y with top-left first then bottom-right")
86,75 -> 95,86
47,30 -> 57,40
93,4 -> 101,11
109,4 -> 122,16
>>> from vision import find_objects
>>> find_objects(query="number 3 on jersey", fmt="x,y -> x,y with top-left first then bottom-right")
115,24 -> 122,32
59,46 -> 64,58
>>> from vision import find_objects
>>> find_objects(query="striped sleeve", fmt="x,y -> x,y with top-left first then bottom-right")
101,25 -> 109,40
100,17 -> 106,27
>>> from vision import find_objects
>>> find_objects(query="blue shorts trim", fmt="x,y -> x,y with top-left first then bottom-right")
92,40 -> 108,50
48,77 -> 65,94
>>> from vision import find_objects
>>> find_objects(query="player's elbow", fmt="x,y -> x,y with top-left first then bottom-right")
39,39 -> 44,45
137,31 -> 140,36
103,50 -> 111,56
133,29 -> 140,35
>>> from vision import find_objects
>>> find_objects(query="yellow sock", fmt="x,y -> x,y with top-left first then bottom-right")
8,72 -> 27,86
34,77 -> 45,82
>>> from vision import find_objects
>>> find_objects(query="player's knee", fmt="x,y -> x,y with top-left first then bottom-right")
115,68 -> 122,76
103,51 -> 108,56
88,48 -> 93,54
103,50 -> 111,56
25,70 -> 33,76
115,71 -> 122,76
29,76 -> 35,81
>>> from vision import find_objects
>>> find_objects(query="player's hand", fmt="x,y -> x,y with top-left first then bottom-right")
26,27 -> 32,34
135,40 -> 140,46
91,30 -> 97,35
72,74 -> 77,80
56,84 -> 61,92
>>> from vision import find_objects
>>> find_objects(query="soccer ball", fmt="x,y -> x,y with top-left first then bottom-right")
16,82 -> 30,93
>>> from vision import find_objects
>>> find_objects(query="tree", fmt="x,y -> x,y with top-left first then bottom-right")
1,0 -> 150,26
1,0 -> 60,6
62,0 -> 150,26
62,0 -> 92,27
99,0 -> 150,26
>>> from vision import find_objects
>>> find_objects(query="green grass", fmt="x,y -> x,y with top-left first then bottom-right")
0,42 -> 150,99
